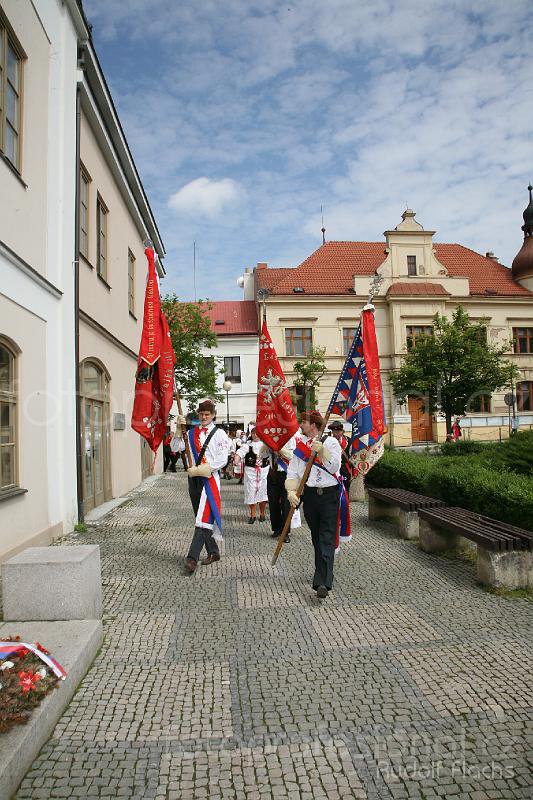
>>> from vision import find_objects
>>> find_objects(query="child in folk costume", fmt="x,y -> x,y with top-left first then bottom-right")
175,399 -> 231,574
235,427 -> 270,524
233,430 -> 246,484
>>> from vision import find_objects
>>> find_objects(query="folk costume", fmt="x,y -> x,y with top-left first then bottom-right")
286,432 -> 342,594
236,437 -> 269,522
176,421 -> 230,563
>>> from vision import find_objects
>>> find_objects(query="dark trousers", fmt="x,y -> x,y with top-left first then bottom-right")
186,476 -> 220,561
163,448 -> 172,472
267,468 -> 290,535
302,486 -> 338,591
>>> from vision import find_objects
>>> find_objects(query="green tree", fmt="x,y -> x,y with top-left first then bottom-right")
161,294 -> 223,408
389,306 -> 517,435
293,346 -> 327,412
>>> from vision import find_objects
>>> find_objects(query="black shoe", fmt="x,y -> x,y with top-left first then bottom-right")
248,517 -> 256,524
316,585 -> 328,599
259,515 -> 266,522
284,534 -> 291,543
270,531 -> 280,539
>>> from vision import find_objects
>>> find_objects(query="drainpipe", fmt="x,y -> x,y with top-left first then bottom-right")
74,76 -> 84,523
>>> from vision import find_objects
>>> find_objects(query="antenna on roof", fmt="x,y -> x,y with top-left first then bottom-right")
321,205 -> 326,245
193,241 -> 197,303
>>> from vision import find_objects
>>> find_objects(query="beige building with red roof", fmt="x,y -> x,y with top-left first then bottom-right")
246,206 -> 533,446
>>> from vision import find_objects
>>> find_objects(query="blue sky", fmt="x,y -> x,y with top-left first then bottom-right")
84,0 -> 533,301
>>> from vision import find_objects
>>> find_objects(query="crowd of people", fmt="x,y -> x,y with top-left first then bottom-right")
166,400 -> 356,600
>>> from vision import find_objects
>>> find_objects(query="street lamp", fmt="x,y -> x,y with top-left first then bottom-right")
223,379 -> 232,427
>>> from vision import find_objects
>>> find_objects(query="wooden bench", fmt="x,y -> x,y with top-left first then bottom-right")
367,487 -> 445,540
418,507 -> 533,589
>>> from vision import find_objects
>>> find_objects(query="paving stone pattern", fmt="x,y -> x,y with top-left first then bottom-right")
15,472 -> 533,799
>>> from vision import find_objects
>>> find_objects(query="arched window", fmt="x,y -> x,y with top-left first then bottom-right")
80,359 -> 111,511
0,337 -> 19,492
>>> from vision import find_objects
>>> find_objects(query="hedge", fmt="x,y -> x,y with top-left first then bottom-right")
439,430 -> 533,477
367,448 -> 533,531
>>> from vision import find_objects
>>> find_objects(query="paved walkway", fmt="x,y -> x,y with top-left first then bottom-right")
16,472 -> 533,799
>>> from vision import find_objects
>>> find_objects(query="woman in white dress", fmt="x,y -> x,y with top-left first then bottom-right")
235,428 -> 269,524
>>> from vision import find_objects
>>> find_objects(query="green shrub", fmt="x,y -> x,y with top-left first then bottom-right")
440,440 -> 488,456
368,449 -> 533,531
439,430 -> 533,477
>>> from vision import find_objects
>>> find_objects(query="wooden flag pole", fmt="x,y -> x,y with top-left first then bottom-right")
271,410 -> 332,566
175,387 -> 193,468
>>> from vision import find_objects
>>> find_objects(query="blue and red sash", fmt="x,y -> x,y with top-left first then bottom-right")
293,438 -> 351,549
189,428 -> 222,533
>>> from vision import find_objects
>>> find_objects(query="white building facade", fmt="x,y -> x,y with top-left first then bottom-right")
0,0 -> 87,560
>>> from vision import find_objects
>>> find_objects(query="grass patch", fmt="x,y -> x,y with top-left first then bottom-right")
481,585 -> 533,601
74,523 -> 87,533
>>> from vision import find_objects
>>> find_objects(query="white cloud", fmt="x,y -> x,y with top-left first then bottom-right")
167,177 -> 243,218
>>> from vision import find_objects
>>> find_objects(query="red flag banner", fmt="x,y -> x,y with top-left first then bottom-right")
361,307 -> 385,439
131,248 -> 175,453
256,320 -> 299,451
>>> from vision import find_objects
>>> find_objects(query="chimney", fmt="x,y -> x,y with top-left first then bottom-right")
485,251 -> 499,262
256,262 -> 268,270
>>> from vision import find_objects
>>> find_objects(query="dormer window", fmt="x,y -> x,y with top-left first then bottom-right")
407,255 -> 417,276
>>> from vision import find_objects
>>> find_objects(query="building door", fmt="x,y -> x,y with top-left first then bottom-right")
81,360 -> 111,513
408,397 -> 433,443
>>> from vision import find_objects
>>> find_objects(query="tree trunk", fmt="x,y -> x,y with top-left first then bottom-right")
445,412 -> 452,436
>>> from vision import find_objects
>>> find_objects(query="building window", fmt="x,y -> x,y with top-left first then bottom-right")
0,339 -> 17,491
79,165 -> 90,259
469,394 -> 491,413
128,249 -> 135,315
513,327 -> 533,354
201,356 -> 215,375
96,195 -> 108,280
406,325 -> 433,349
285,328 -> 312,357
342,327 -> 358,356
407,255 -> 417,276
224,356 -> 241,383
517,381 -> 533,412
0,19 -> 23,170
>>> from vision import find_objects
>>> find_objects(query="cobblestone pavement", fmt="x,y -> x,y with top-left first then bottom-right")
16,472 -> 533,799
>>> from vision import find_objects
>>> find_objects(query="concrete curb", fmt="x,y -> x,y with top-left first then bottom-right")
0,619 -> 103,800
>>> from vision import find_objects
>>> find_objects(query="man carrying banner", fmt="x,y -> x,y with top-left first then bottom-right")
174,399 -> 231,574
285,410 -> 342,599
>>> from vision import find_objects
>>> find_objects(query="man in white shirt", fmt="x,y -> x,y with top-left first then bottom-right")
285,410 -> 342,599
175,399 -> 231,573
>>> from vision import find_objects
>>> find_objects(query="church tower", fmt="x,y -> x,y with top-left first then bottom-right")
512,184 -> 533,290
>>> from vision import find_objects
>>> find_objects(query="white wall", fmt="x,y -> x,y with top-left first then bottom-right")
0,0 -> 79,559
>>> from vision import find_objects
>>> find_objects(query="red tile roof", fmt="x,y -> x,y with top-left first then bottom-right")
257,241 -> 532,297
387,282 -> 450,296
204,301 -> 258,336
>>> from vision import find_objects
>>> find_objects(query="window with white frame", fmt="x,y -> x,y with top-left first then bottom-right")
0,339 -> 18,491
